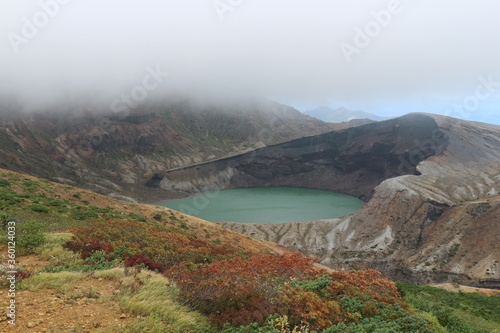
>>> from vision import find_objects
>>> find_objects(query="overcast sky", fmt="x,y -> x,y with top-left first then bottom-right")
1,0 -> 500,124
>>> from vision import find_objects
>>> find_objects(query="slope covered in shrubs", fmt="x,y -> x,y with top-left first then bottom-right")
1,168 -> 499,332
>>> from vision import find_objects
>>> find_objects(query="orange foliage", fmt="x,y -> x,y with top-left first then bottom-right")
324,269 -> 403,305
277,269 -> 406,331
168,253 -> 318,327
68,218 -> 241,271
67,219 -> 409,331
279,286 -> 341,330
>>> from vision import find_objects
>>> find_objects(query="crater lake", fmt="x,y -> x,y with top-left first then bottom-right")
155,187 -> 365,223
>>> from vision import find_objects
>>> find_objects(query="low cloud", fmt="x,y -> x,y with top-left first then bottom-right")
1,0 -> 499,123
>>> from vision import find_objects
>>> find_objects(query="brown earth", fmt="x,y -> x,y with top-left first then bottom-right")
0,253 -> 136,332
430,283 -> 500,297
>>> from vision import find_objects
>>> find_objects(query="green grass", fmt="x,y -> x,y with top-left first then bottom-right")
91,267 -> 126,280
24,266 -> 217,333
118,270 -> 215,333
39,232 -> 74,247
20,179 -> 41,192
397,281 -> 500,333
38,233 -> 84,267
452,308 -> 500,332
97,315 -> 169,333
19,271 -> 86,292
0,179 -> 10,187
0,218 -> 47,254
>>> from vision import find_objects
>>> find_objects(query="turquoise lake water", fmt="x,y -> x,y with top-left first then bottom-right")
155,187 -> 365,223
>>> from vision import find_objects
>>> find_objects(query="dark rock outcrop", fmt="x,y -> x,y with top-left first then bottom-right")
159,114 -> 448,201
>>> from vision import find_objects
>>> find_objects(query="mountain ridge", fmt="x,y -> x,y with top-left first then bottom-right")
0,99 -> 332,201
303,106 -> 386,123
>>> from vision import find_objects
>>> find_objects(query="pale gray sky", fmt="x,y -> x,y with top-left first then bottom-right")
1,0 -> 500,124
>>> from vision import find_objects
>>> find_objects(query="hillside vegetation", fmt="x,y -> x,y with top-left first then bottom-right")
1,169 -> 499,332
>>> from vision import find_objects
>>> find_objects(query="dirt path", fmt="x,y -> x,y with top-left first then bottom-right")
0,254 -> 135,332
430,283 -> 500,296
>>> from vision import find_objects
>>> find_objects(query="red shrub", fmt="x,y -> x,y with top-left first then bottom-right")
124,253 -> 164,273
279,286 -> 341,330
67,219 -> 240,268
276,269 -> 406,331
63,218 -> 411,330
13,269 -> 34,281
63,239 -> 114,259
324,269 -> 402,304
168,253 -> 318,327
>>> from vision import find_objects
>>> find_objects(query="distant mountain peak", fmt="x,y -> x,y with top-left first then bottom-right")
303,106 -> 385,123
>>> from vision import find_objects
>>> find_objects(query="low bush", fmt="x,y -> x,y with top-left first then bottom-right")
72,207 -> 99,220
67,218 -> 241,270
0,263 -> 33,287
124,253 -> 164,272
29,204 -> 49,213
169,253 -> 317,328
0,190 -> 21,210
278,270 -> 405,331
16,220 -> 46,254
41,247 -> 83,267
0,179 -> 10,187
170,254 -> 419,331
20,179 -> 40,192
321,303 -> 432,332
63,239 -> 114,259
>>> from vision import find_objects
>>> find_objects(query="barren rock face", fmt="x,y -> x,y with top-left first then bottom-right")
166,113 -> 500,287
160,114 -> 448,201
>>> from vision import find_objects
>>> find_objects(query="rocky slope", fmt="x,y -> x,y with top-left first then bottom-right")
162,113 -> 500,288
0,98 -> 331,201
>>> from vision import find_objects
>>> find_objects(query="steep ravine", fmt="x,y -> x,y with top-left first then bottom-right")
161,114 -> 500,287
